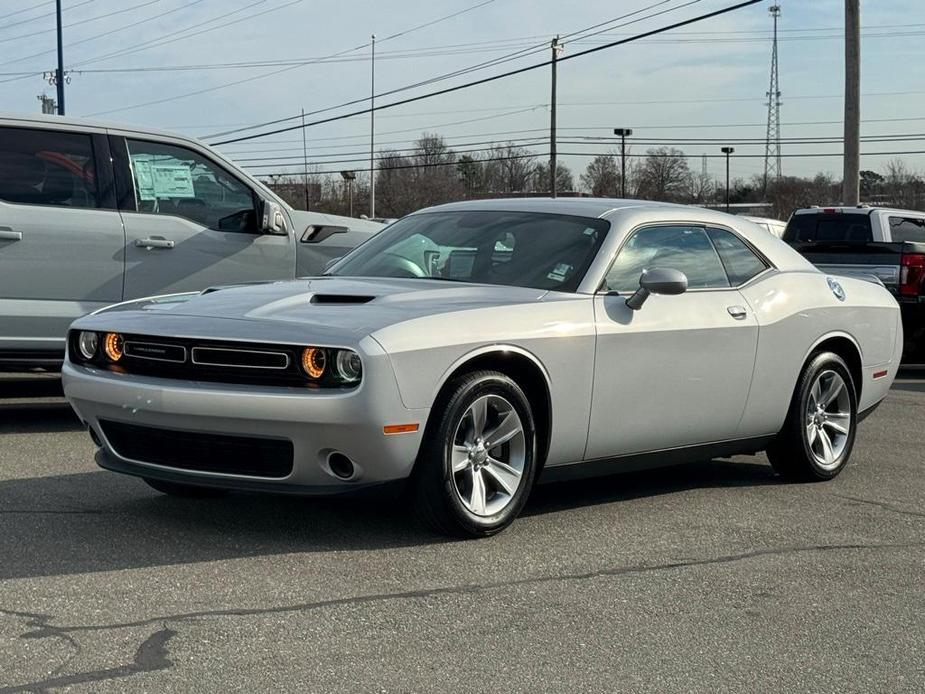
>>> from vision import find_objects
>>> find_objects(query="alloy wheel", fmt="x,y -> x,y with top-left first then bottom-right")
804,369 -> 852,471
449,394 -> 527,517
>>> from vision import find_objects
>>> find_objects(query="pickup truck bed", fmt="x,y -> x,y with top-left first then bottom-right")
784,207 -> 925,359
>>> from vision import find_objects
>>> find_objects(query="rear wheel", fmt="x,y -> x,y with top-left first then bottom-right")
412,370 -> 537,537
143,478 -> 228,498
767,351 -> 858,481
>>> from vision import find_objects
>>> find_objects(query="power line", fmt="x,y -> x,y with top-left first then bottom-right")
72,0 -> 300,70
0,0 -> 207,71
0,0 -> 160,45
250,147 -> 925,179
82,0 -> 500,118
0,0 -> 94,32
0,1 -> 53,23
208,0 -> 706,142
211,0 -> 765,147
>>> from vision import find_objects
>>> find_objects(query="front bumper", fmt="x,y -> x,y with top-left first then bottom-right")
63,361 -> 429,494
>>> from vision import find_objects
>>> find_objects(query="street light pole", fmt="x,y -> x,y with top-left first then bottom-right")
613,128 -> 632,198
369,34 -> 376,219
549,36 -> 563,198
55,0 -> 65,115
721,146 -> 735,212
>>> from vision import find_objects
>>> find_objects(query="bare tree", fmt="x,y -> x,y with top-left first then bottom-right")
581,154 -> 620,197
635,147 -> 691,202
483,143 -> 536,193
532,161 -> 575,193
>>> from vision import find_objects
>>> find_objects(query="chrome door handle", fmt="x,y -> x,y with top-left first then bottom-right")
135,237 -> 175,249
727,305 -> 748,320
0,228 -> 22,241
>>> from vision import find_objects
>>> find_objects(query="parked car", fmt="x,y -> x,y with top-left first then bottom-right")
741,214 -> 786,237
783,205 -> 925,359
63,198 -> 901,536
0,112 -> 383,371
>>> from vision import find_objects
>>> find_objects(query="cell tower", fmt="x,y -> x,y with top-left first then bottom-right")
763,3 -> 782,193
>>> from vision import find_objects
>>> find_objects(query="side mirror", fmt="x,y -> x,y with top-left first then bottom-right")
259,199 -> 287,235
625,267 -> 688,311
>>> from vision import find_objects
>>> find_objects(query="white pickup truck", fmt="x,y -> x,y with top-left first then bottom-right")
0,113 -> 383,370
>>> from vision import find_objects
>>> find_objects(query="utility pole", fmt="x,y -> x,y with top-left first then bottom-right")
549,36 -> 563,197
843,0 -> 861,205
301,108 -> 310,210
369,34 -> 376,219
55,0 -> 65,115
721,146 -> 735,212
614,128 -> 632,198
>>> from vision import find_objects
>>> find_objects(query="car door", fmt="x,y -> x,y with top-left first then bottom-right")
114,135 -> 295,300
586,224 -> 766,460
0,124 -> 124,356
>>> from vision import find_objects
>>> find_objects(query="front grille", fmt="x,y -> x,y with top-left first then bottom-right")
75,333 -> 313,387
100,420 -> 294,478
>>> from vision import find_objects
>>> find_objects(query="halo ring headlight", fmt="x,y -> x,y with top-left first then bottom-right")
334,350 -> 362,383
301,347 -> 326,379
77,331 -> 99,360
103,332 -> 124,362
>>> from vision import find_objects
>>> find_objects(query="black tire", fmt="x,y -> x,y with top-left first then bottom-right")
767,351 -> 858,481
412,370 -> 537,538
143,478 -> 228,498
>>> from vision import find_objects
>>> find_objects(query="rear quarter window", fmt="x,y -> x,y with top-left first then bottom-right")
889,216 -> 925,243
783,213 -> 872,243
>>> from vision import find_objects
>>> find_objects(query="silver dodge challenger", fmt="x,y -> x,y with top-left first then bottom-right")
63,199 -> 902,536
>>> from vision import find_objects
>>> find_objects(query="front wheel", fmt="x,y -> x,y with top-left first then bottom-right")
412,370 -> 537,537
767,351 -> 858,481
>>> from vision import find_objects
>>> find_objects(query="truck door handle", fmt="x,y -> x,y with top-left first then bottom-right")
135,237 -> 175,250
0,228 -> 22,241
727,305 -> 748,320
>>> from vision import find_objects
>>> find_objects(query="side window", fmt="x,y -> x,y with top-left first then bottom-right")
125,139 -> 257,232
707,228 -> 768,285
889,216 -> 925,243
0,126 -> 98,209
606,225 -> 729,292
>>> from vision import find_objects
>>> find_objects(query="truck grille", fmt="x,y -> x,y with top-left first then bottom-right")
100,420 -> 294,478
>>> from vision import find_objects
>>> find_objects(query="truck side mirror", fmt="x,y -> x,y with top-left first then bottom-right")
259,199 -> 287,235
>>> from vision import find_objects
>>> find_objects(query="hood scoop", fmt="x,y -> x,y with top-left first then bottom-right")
309,294 -> 375,305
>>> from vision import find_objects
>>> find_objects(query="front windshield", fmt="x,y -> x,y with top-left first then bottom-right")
330,210 -> 610,292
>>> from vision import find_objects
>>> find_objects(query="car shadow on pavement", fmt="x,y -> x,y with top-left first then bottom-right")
0,404 -> 83,434
525,458 -> 780,517
0,455 -> 782,581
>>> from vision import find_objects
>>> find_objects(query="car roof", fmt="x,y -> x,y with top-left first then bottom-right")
0,111 -> 199,146
793,206 -> 925,216
415,197 -> 687,218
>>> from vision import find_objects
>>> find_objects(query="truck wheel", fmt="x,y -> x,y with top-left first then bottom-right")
143,478 -> 227,498
412,370 -> 537,537
767,352 -> 858,481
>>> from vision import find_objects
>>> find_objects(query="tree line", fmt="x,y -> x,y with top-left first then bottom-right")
265,132 -> 925,220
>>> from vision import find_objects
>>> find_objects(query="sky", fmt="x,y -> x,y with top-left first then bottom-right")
2,0 -> 924,186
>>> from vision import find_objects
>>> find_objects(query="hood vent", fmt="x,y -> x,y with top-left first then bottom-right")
310,294 -> 375,305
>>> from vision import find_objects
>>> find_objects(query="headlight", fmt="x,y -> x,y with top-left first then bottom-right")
301,347 -> 326,379
77,331 -> 99,360
334,349 -> 362,383
103,332 -> 124,362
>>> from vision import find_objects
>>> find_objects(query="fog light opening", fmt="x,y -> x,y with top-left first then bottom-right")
327,452 -> 355,480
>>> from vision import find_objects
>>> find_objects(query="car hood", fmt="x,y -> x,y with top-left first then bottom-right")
80,278 -> 549,345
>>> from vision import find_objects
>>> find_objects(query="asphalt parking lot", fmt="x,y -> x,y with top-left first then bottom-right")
0,372 -> 922,693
